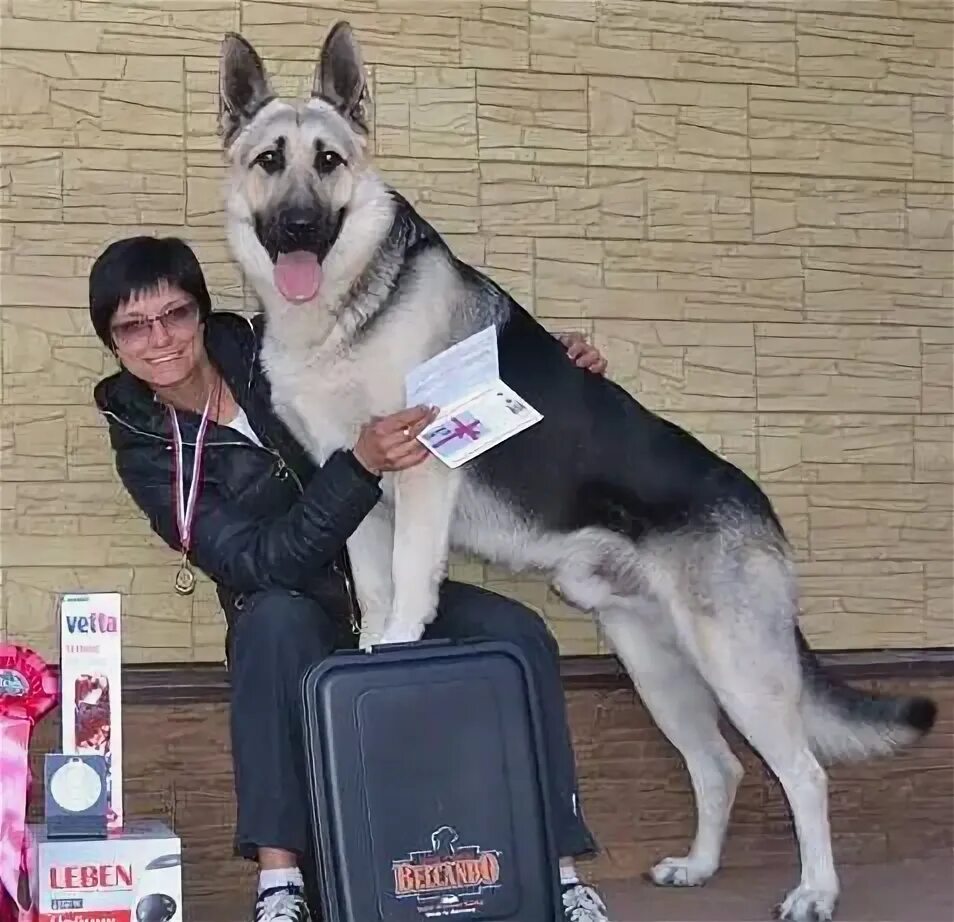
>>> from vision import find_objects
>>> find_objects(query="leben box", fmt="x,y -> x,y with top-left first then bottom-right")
28,819 -> 182,922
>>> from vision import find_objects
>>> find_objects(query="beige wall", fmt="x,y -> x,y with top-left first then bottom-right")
1,0 -> 952,663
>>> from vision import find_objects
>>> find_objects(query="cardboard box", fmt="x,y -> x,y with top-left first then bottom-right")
59,593 -> 123,830
28,820 -> 182,922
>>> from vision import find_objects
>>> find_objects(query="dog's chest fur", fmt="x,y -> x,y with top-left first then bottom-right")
266,347 -> 373,461
261,257 -> 457,464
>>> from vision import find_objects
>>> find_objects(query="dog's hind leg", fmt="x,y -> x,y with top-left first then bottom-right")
549,531 -> 742,887
683,541 -> 839,922
599,607 -> 744,888
701,624 -> 838,920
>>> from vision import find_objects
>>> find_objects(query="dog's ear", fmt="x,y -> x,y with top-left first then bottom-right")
313,21 -> 370,135
218,32 -> 275,146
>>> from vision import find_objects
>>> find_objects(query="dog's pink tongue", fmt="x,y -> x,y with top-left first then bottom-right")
274,251 -> 322,303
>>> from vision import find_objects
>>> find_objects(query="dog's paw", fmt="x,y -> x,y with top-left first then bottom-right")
358,630 -> 379,652
775,884 -> 838,922
377,622 -> 425,646
646,856 -> 715,888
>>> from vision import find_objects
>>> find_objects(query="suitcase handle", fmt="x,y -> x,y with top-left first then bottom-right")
365,637 -> 457,654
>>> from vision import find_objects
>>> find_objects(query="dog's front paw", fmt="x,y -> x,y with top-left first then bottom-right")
358,629 -> 380,652
775,884 -> 838,922
377,622 -> 425,646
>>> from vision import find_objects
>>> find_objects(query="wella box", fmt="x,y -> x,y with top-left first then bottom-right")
28,819 -> 182,922
59,592 -> 123,830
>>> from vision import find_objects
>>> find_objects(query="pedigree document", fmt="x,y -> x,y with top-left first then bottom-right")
405,326 -> 542,468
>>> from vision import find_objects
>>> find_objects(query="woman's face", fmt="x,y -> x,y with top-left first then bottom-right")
110,281 -> 204,389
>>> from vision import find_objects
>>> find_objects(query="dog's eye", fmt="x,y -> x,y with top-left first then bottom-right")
253,149 -> 284,175
315,149 -> 344,176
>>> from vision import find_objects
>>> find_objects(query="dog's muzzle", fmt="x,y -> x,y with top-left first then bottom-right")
256,206 -> 344,304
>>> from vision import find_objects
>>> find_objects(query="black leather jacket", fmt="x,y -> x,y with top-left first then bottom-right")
93,310 -> 382,635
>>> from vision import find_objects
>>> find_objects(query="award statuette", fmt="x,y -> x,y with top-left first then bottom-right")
44,754 -> 108,839
0,644 -> 58,920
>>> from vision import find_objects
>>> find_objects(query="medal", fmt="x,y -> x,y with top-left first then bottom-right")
174,555 -> 196,596
171,390 -> 213,596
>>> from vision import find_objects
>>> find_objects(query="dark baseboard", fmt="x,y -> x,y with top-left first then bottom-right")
54,648 -> 954,706
561,647 -> 954,686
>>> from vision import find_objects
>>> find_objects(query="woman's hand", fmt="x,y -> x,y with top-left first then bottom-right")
353,404 -> 439,475
557,331 -> 608,375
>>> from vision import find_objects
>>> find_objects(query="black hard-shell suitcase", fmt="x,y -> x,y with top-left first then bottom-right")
300,637 -> 563,922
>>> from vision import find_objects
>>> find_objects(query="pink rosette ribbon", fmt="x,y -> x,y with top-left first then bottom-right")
0,645 -> 58,922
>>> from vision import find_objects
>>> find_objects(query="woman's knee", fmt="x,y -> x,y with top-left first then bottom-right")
231,588 -> 338,656
504,603 -> 561,662
436,581 -> 561,660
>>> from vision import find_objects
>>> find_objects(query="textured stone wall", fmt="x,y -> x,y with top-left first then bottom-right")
1,0 -> 952,663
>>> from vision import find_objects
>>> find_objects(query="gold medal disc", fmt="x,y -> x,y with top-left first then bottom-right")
174,559 -> 196,596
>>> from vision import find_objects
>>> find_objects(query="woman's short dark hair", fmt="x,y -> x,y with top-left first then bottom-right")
88,235 -> 212,349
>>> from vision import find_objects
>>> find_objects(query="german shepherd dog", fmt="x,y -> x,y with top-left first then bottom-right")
217,23 -> 937,922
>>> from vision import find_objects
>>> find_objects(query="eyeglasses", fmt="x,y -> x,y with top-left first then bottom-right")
111,302 -> 199,352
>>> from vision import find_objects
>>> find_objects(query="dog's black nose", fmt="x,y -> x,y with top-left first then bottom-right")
279,207 -> 320,253
282,207 -> 318,236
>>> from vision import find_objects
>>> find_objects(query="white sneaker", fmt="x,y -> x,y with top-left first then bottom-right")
253,884 -> 311,922
562,881 -> 612,922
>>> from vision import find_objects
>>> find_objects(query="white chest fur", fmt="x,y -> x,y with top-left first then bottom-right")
265,344 -> 372,462
261,262 -> 455,466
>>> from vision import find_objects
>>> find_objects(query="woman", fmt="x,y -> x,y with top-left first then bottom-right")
90,235 -> 613,922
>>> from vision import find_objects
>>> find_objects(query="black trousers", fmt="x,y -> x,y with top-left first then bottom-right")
227,579 -> 598,866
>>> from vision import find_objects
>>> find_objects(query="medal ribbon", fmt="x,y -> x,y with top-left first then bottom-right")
171,391 -> 213,560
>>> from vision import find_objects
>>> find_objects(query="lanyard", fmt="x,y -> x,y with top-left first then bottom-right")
170,391 -> 213,594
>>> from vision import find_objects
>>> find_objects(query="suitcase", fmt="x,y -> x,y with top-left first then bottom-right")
300,637 -> 564,922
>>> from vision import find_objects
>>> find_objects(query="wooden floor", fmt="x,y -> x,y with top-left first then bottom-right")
601,856 -> 954,922
26,661 -> 953,922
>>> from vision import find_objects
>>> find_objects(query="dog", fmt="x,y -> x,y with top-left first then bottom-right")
216,23 -> 937,922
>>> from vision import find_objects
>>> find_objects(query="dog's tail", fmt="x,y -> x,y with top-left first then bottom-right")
796,626 -> 937,763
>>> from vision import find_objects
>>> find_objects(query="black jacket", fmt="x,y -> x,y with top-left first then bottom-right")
93,310 -> 382,634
